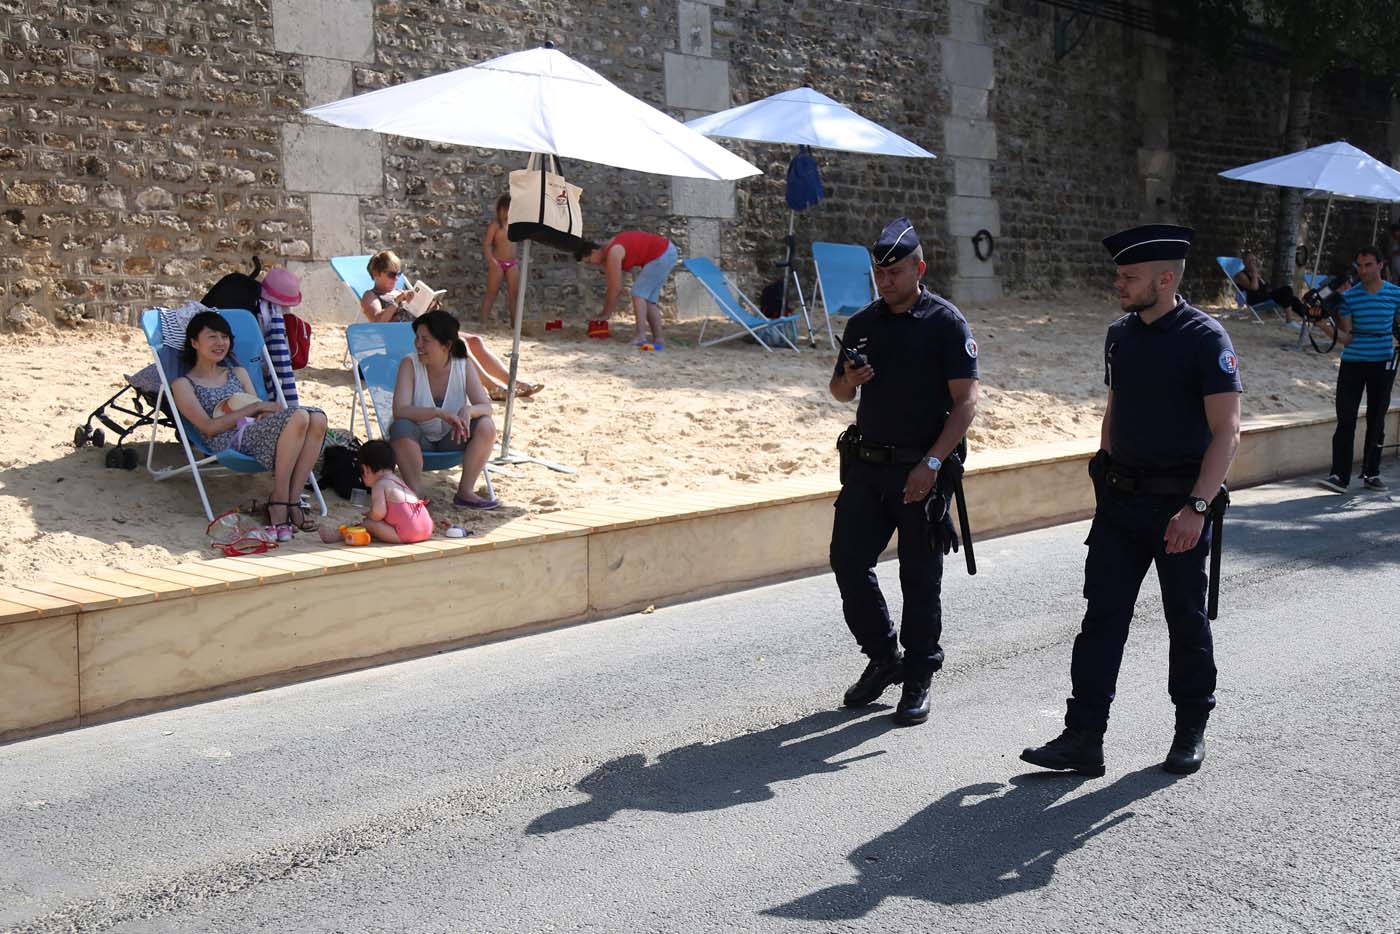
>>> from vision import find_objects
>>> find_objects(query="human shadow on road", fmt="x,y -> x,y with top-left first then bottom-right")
765,766 -> 1181,920
526,708 -> 898,835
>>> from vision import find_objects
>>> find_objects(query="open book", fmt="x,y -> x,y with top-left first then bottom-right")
402,280 -> 447,316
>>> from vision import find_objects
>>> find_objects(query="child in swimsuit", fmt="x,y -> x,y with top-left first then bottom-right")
319,440 -> 433,545
480,194 -> 522,326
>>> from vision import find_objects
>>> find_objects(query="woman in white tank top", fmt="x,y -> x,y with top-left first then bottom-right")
389,310 -> 500,509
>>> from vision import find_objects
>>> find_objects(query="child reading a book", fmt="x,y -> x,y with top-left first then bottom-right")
361,250 -> 414,323
480,194 -> 522,326
318,439 -> 434,545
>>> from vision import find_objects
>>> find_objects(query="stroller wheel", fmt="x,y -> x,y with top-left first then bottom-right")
120,447 -> 139,470
104,447 -> 122,469
74,425 -> 90,448
91,428 -> 106,448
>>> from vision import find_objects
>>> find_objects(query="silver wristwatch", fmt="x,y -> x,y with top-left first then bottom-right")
925,455 -> 941,471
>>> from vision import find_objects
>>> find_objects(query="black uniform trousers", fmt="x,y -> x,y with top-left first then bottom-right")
829,459 -> 944,680
1066,485 -> 1216,735
1330,359 -> 1397,480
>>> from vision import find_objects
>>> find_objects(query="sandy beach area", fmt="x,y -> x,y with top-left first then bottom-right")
0,294 -> 1340,586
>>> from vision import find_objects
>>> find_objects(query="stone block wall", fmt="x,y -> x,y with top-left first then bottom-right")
985,3 -> 1141,296
0,0 -> 1392,330
0,0 -> 311,328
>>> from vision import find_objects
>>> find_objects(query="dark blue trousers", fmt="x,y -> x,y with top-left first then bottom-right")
1066,485 -> 1217,735
829,460 -> 944,679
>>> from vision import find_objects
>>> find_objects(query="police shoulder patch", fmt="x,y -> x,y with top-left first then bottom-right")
1218,349 -> 1238,374
964,337 -> 978,359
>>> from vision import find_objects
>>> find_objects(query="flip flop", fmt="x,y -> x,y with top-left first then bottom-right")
517,381 -> 544,398
488,385 -> 509,402
452,494 -> 500,510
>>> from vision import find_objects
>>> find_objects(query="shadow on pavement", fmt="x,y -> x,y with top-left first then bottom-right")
1221,480 -> 1400,570
765,766 -> 1182,920
526,708 -> 898,835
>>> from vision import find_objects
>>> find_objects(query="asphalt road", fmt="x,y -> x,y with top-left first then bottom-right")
2,478 -> 1397,934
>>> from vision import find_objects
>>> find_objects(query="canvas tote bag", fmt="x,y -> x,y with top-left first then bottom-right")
507,153 -> 585,253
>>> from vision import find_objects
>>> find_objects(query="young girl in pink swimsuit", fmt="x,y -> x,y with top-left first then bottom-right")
319,440 -> 433,545
480,194 -> 522,326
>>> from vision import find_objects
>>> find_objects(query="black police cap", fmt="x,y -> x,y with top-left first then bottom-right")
1102,224 -> 1194,265
871,216 -> 920,267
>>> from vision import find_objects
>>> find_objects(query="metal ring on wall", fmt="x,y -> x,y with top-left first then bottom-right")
972,229 -> 995,262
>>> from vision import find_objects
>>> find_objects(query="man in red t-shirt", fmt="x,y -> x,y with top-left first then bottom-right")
577,231 -> 679,349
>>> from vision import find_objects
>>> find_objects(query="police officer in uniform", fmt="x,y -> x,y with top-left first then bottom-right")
829,217 -> 980,726
1021,224 -> 1242,776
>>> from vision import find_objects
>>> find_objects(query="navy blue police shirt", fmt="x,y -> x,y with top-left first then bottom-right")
1104,298 -> 1242,473
835,287 -> 979,448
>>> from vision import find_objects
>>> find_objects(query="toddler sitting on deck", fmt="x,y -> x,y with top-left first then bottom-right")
319,440 -> 433,545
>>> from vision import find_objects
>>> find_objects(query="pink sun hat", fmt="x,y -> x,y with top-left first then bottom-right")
261,266 -> 302,306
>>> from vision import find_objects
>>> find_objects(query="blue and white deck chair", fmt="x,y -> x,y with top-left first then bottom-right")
682,257 -> 802,352
811,242 -> 877,350
141,308 -> 327,523
345,322 -> 494,499
1217,256 -> 1281,324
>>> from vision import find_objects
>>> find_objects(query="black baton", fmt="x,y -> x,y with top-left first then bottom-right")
954,478 -> 976,576
1206,485 -> 1229,620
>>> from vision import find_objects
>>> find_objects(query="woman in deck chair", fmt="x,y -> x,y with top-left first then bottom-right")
389,310 -> 500,510
170,310 -> 329,540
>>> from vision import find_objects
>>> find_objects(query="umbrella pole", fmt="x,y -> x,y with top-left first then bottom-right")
499,237 -> 528,456
493,234 -> 576,474
781,210 -> 816,347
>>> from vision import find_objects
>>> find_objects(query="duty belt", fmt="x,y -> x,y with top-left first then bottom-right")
1104,469 -> 1196,496
855,442 -> 927,466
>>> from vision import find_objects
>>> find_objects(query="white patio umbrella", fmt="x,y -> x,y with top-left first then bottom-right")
1219,140 -> 1400,281
305,45 -> 760,471
684,86 -> 937,158
686,87 -> 936,344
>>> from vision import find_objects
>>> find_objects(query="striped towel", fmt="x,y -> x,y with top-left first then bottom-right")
257,300 -> 300,408
158,301 -> 210,350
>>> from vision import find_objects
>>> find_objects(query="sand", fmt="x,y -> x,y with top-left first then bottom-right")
0,295 -> 1341,586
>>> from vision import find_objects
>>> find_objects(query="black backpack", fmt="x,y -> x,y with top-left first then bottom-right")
760,279 -> 789,319
202,255 -> 263,311
319,439 -> 369,500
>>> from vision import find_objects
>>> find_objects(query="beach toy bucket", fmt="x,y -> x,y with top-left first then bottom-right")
340,525 -> 371,546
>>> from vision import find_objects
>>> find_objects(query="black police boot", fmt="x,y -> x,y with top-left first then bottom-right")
1163,725 -> 1206,775
1019,728 -> 1106,777
842,653 -> 904,708
892,675 -> 932,726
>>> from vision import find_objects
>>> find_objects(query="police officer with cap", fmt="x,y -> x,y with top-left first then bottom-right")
1021,224 -> 1241,777
829,217 -> 980,726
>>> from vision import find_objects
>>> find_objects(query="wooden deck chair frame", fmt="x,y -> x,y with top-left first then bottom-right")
811,242 -> 878,350
345,322 -> 495,500
682,257 -> 802,352
140,307 -> 328,523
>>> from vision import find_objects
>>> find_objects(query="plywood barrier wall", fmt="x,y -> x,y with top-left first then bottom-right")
2,407 -> 1394,742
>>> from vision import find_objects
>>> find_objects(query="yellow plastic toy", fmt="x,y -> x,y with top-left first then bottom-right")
339,525 -> 371,546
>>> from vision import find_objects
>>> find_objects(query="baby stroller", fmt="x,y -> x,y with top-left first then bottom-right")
73,362 -> 178,470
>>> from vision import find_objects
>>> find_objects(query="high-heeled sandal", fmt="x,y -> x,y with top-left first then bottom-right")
287,501 -> 319,533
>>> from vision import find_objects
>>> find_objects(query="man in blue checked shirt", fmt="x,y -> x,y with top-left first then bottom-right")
1318,246 -> 1400,493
